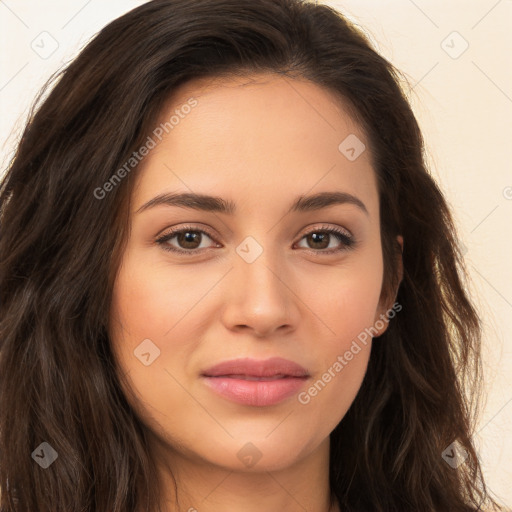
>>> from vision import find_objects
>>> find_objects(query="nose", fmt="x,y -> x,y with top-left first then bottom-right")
220,246 -> 300,338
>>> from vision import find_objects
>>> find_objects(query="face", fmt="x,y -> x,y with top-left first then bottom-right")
109,72 -> 401,475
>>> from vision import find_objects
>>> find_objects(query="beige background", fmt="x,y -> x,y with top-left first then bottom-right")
0,0 -> 510,508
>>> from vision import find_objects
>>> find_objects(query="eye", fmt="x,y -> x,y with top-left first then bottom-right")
155,224 -> 356,255
155,225 -> 219,254
295,224 -> 355,254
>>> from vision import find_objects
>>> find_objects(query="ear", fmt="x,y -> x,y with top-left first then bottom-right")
372,235 -> 403,338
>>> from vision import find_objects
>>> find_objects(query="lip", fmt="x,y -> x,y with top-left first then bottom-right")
202,357 -> 309,378
201,357 -> 310,407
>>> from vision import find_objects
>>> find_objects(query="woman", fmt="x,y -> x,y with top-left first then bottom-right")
0,0 -> 505,510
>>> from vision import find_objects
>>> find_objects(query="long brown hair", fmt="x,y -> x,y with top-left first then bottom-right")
0,0 -> 504,510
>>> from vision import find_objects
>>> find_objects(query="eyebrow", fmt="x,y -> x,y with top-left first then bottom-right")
135,190 -> 369,216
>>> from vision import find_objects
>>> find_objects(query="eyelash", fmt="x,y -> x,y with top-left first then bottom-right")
155,224 -> 356,256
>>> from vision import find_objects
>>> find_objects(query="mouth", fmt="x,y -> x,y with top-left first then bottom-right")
201,373 -> 309,407
200,357 -> 310,406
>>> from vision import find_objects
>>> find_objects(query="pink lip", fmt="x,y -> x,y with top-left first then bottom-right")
201,357 -> 310,407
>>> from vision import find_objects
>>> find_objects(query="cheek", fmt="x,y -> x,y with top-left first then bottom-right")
108,261 -> 197,427
293,258 -> 381,413
108,254 -> 215,407
297,254 -> 384,346
297,278 -> 377,424
109,256 -> 209,345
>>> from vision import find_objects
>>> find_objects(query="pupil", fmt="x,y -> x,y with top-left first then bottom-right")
309,232 -> 328,249
179,231 -> 200,248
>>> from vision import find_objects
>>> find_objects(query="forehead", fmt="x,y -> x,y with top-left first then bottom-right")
132,72 -> 379,220
161,71 -> 361,139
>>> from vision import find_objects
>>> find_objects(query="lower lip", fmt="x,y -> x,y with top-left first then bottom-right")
202,376 -> 308,406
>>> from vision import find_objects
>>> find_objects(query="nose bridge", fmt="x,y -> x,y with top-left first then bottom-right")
223,232 -> 297,334
235,233 -> 286,302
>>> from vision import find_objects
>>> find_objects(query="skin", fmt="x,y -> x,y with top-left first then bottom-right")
109,72 -> 403,512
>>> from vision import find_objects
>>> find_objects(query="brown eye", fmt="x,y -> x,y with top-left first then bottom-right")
296,226 -> 355,254
304,232 -> 330,250
174,230 -> 204,250
155,226 -> 219,254
155,224 -> 356,256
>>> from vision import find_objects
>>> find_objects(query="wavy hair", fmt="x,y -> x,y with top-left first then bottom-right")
0,0 -> 504,510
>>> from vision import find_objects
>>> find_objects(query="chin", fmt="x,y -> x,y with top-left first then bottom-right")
202,436 -> 312,473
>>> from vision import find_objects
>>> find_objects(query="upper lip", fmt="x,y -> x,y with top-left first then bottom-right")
201,357 -> 310,378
